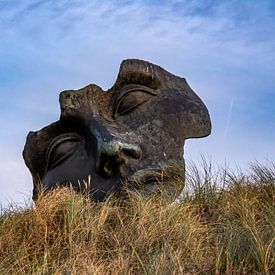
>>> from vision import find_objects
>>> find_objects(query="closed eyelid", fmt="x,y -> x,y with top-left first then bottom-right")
47,134 -> 83,156
114,84 -> 156,103
121,85 -> 157,94
46,134 -> 83,170
113,85 -> 157,116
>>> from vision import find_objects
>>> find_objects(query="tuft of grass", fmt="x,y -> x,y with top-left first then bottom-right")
0,162 -> 274,274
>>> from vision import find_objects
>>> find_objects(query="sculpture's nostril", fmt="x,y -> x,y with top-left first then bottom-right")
98,154 -> 117,179
103,159 -> 114,177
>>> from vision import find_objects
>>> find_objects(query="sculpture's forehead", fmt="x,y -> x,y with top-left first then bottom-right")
60,84 -> 109,118
60,59 -> 192,119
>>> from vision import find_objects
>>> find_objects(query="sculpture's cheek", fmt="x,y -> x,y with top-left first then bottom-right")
42,147 -> 122,201
42,148 -> 94,190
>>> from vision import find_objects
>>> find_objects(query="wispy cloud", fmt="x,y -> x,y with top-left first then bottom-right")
0,0 -> 274,206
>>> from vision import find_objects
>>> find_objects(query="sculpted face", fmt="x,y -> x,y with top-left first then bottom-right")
23,59 -> 211,201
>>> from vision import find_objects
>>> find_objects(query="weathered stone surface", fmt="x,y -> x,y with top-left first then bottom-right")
23,59 -> 211,201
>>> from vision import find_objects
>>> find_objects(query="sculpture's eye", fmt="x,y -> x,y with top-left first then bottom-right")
46,134 -> 83,171
116,89 -> 156,116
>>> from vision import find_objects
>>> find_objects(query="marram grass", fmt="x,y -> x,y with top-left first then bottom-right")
0,162 -> 274,274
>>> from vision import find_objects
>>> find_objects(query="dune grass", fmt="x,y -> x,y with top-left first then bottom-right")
0,161 -> 274,274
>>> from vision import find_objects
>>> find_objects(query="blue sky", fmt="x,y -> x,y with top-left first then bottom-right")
0,0 -> 274,206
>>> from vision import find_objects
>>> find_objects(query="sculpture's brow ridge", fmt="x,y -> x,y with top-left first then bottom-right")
114,72 -> 160,90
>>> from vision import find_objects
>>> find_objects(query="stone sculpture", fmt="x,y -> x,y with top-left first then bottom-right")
23,59 -> 211,201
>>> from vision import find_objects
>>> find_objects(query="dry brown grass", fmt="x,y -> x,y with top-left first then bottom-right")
0,161 -> 274,274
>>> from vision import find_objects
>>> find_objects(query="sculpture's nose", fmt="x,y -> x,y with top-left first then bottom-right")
90,119 -> 142,178
97,140 -> 142,178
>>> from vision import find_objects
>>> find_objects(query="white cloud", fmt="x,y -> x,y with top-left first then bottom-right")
0,0 -> 274,205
